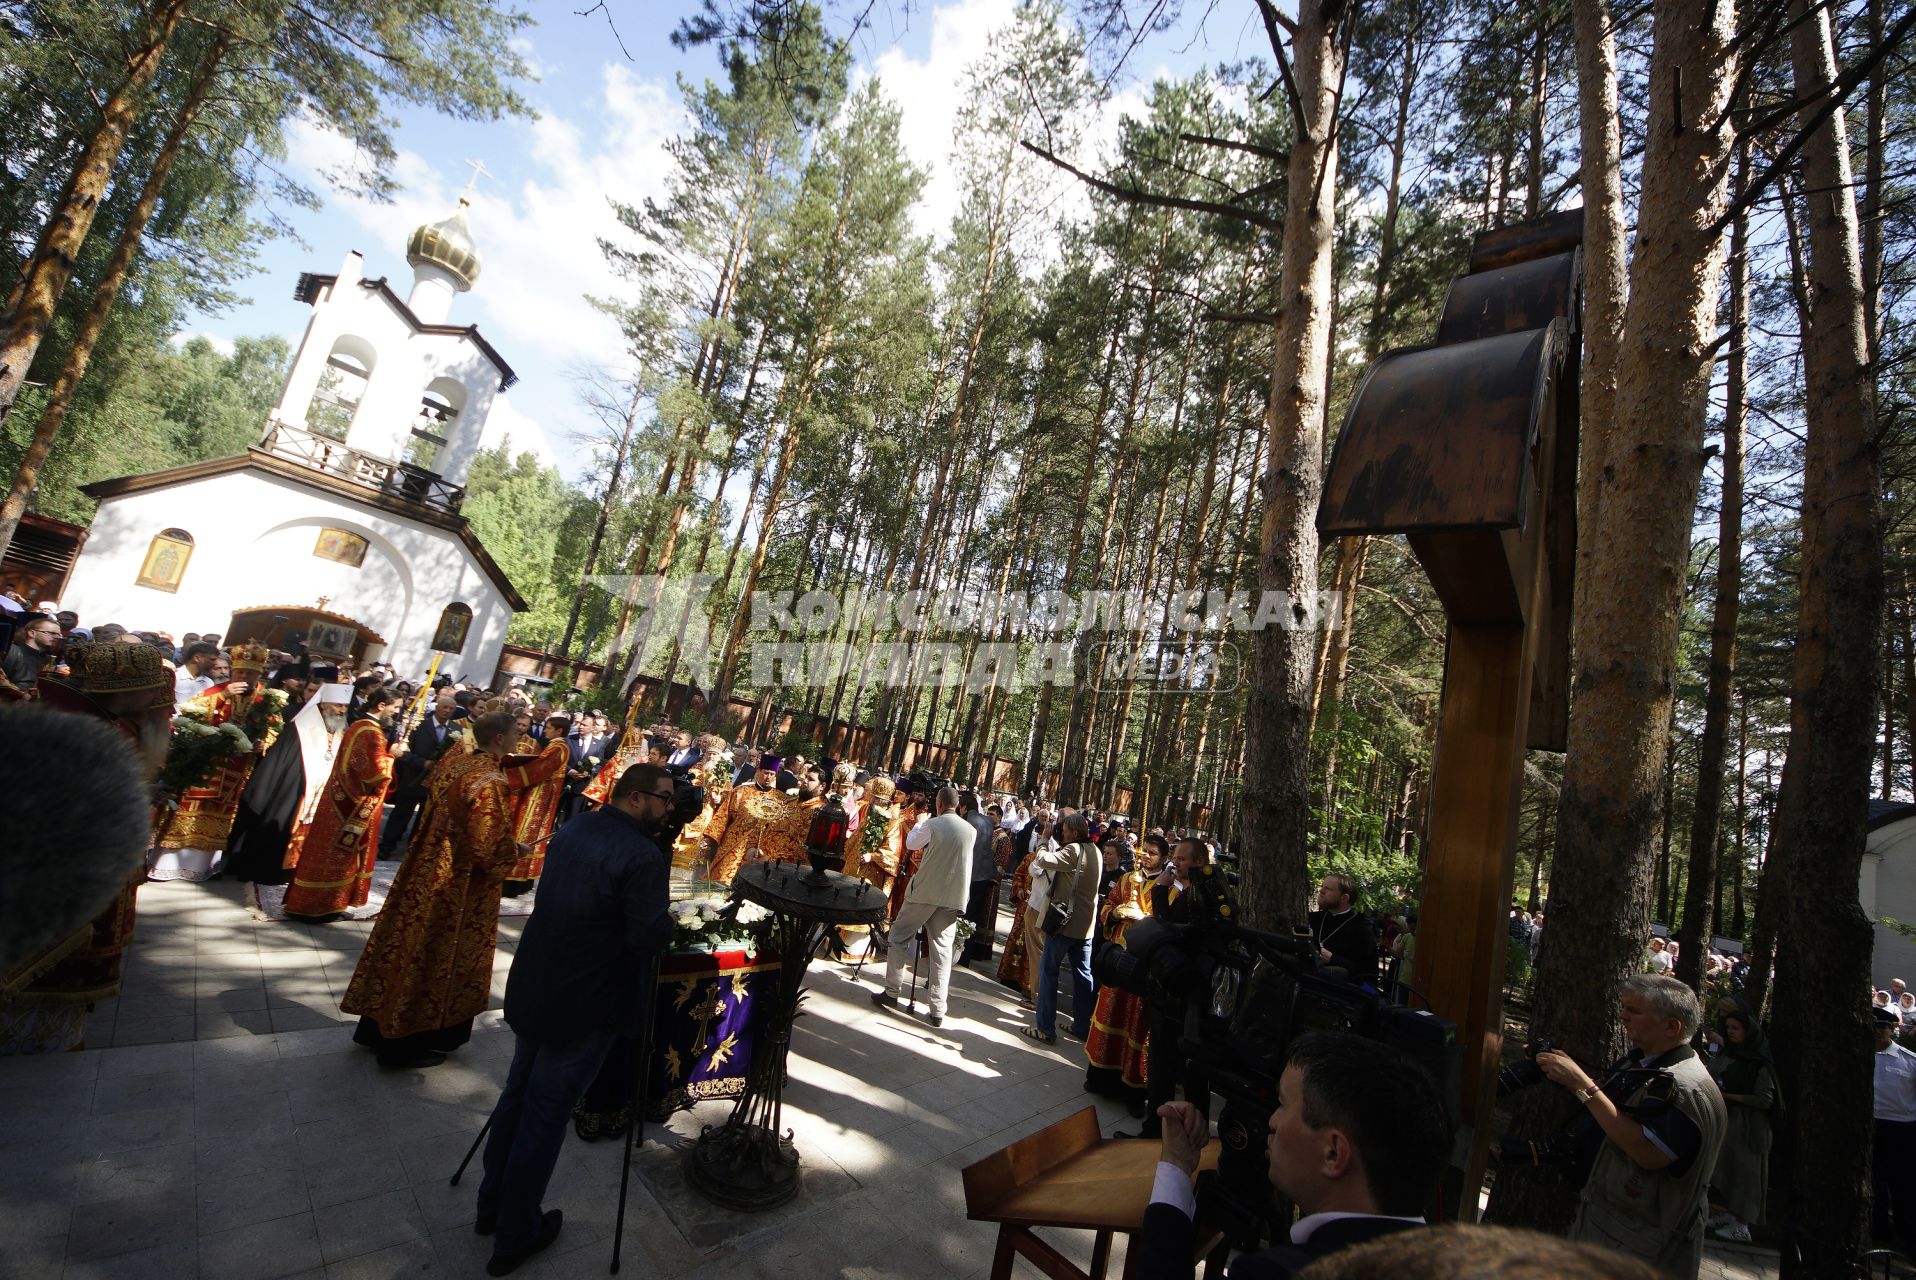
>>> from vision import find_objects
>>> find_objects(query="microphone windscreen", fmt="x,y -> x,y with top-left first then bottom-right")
0,704 -> 151,975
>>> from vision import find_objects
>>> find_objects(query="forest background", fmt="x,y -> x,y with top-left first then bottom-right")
1,0 -> 1912,1260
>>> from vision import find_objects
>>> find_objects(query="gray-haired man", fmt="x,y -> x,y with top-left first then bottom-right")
1537,974 -> 1727,1279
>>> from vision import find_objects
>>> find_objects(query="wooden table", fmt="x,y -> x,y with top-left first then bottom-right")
962,1107 -> 1225,1280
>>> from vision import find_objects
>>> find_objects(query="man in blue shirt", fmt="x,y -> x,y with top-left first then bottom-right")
475,763 -> 676,1275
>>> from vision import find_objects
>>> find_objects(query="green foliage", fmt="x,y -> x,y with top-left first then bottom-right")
461,445 -> 598,649
2,334 -> 289,523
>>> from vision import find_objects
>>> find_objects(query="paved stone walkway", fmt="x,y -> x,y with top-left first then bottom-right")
0,878 -> 1783,1278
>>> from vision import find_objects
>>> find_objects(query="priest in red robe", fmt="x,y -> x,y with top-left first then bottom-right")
282,687 -> 407,921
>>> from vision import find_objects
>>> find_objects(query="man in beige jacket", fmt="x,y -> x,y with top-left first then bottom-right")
1023,810 -> 1100,1045
872,786 -> 973,1029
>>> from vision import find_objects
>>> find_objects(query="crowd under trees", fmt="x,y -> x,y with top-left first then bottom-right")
1,0 -> 1913,1267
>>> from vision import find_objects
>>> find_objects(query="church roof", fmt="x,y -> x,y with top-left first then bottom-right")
406,198 -> 481,291
1872,799 -> 1916,832
79,450 -> 529,611
292,273 -> 518,390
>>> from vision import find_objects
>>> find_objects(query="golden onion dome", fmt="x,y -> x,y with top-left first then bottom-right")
405,197 -> 481,291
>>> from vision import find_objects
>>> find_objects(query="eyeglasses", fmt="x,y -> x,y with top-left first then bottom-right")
646,789 -> 674,803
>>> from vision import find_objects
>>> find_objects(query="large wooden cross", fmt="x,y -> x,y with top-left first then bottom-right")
1318,208 -> 1584,1216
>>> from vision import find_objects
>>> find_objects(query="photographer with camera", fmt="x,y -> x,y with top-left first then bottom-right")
1134,1031 -> 1453,1279
472,763 -> 677,1275
1501,975 -> 1725,1279
1022,810 -> 1101,1045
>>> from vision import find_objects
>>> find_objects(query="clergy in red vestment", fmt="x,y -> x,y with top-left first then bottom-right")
147,642 -> 282,882
500,713 -> 571,895
341,710 -> 523,1067
281,687 -> 407,921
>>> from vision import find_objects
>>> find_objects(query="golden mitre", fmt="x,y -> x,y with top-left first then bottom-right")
228,641 -> 270,678
65,641 -> 169,696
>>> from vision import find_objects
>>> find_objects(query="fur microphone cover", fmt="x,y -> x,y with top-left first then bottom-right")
0,704 -> 152,974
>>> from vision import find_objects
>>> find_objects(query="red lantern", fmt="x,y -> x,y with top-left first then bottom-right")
803,794 -> 851,884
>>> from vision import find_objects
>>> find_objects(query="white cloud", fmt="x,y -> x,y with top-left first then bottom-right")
482,393 -> 562,471
863,0 -> 1017,240
170,329 -> 235,357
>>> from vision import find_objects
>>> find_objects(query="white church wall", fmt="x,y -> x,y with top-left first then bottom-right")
61,468 -> 515,679
272,252 -> 360,434
1872,817 -> 1916,989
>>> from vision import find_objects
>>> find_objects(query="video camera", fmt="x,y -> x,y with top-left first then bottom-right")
1093,871 -> 1460,1250
1493,1040 -> 1677,1179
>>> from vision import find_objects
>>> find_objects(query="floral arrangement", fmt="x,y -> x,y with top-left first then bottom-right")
157,688 -> 288,796
669,894 -> 773,952
158,717 -> 254,794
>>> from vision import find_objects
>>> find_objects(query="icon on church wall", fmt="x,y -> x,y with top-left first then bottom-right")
307,620 -> 358,659
432,602 -> 473,654
135,529 -> 194,593
313,527 -> 369,567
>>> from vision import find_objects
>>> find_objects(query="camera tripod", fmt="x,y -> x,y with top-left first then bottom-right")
449,955 -> 662,1274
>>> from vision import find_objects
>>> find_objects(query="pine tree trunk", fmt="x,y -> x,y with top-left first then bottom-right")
1675,183 -> 1747,991
1241,0 -> 1343,932
1491,0 -> 1737,1233
0,28 -> 228,562
559,384 -> 643,659
0,0 -> 191,424
1766,2 -> 1885,1268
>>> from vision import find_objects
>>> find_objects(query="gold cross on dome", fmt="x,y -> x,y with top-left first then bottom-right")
461,158 -> 493,199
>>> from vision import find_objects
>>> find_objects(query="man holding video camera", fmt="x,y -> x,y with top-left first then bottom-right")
1134,1031 -> 1453,1278
1518,975 -> 1726,1279
473,763 -> 676,1275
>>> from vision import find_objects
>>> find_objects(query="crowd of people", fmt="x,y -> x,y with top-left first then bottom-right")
7,609 -> 1914,1277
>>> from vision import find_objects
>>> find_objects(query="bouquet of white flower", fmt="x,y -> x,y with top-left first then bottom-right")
669,895 -> 774,952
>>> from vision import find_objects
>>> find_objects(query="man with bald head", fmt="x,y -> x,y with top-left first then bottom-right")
871,785 -> 973,1029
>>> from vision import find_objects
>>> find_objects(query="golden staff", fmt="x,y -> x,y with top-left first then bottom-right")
397,652 -> 445,739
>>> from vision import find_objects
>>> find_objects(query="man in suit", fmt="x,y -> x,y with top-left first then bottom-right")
378,691 -> 463,857
666,730 -> 701,770
1134,1031 -> 1452,1279
475,762 -> 674,1275
958,790 -> 998,965
871,785 -> 973,1029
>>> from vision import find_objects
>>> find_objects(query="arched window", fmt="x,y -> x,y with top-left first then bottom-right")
431,602 -> 473,654
405,378 -> 467,472
136,528 -> 193,592
307,338 -> 376,440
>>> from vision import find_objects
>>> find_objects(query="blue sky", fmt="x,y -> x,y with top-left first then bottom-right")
183,0 -> 1243,483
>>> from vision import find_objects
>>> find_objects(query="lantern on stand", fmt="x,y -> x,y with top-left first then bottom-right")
802,793 -> 850,885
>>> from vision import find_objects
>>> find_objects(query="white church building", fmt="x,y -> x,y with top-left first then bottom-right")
60,198 -> 525,678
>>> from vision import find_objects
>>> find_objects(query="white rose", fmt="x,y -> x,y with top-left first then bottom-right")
680,916 -> 705,933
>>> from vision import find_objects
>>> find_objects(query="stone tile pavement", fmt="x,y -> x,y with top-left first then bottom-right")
0,878 -> 1783,1278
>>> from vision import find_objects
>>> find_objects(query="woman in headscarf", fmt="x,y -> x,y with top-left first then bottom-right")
1705,1002 -> 1776,1244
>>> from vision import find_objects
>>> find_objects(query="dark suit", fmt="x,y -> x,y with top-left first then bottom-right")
479,806 -> 672,1255
961,812 -> 998,962
560,732 -> 608,820
1132,1200 -> 1420,1280
379,714 -> 463,855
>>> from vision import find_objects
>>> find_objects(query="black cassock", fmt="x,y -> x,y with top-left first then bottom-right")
223,726 -> 312,885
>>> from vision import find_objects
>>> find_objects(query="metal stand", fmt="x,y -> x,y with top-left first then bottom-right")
609,955 -> 660,1273
683,861 -> 885,1211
